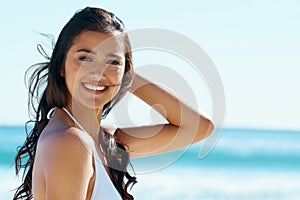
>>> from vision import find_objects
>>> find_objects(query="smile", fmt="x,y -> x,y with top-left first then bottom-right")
82,83 -> 107,92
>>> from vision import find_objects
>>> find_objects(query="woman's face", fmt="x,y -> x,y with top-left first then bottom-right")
64,30 -> 126,110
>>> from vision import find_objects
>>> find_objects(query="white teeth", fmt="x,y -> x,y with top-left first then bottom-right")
83,83 -> 106,91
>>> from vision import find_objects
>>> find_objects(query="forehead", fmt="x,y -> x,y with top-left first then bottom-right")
71,30 -> 125,54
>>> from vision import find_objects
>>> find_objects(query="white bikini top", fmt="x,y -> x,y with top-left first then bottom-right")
47,107 -> 122,200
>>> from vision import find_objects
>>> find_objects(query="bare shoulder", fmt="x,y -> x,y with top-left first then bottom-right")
42,126 -> 93,149
38,126 -> 94,169
35,127 -> 94,199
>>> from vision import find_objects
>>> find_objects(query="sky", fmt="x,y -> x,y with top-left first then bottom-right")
0,0 -> 299,130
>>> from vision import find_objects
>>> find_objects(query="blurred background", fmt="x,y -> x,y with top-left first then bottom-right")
1,0 -> 299,199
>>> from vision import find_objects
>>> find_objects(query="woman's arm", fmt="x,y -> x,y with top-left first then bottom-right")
116,73 -> 214,158
40,128 -> 94,199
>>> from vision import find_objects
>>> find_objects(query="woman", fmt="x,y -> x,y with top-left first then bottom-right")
14,7 -> 214,200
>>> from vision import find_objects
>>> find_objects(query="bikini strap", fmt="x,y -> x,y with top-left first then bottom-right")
61,107 -> 98,153
61,107 -> 90,133
47,107 -> 87,133
50,107 -> 107,162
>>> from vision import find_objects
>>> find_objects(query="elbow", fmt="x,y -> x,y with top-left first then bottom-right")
206,119 -> 215,137
193,116 -> 214,144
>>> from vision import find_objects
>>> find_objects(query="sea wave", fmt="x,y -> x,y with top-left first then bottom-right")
1,127 -> 300,199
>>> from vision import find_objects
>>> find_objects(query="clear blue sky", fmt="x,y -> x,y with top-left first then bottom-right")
1,0 -> 299,130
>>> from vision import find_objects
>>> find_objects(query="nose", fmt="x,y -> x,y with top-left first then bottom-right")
90,64 -> 107,81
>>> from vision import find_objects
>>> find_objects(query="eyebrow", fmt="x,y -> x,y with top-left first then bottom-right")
76,49 -> 123,59
106,53 -> 123,59
76,48 -> 96,55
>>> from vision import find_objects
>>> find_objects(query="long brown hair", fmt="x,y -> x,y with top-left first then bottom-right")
14,7 -> 136,200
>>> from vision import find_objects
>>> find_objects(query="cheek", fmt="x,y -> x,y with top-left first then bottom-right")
107,69 -> 125,84
64,63 -> 81,94
108,72 -> 124,97
116,71 -> 125,83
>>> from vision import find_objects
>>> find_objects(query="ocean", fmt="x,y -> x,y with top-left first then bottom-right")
1,126 -> 300,199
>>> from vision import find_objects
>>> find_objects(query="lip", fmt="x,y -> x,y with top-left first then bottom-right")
81,82 -> 108,95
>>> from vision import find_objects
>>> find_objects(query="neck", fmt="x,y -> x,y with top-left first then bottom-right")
65,102 -> 103,142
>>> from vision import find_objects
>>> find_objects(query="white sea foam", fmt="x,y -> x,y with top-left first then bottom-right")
132,167 -> 300,200
1,165 -> 300,199
0,166 -> 21,199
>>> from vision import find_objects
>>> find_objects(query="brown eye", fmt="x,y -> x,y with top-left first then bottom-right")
106,60 -> 121,65
79,56 -> 93,62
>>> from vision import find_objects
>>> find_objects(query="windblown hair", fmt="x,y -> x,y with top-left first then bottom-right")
14,7 -> 136,200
